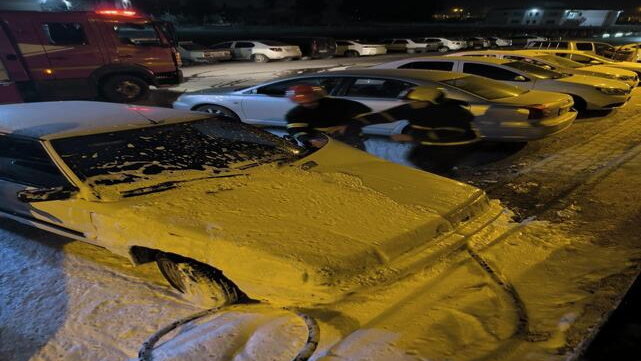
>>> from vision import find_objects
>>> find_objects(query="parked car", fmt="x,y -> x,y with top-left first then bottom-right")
278,36 -> 336,59
0,100 -> 508,307
538,50 -> 641,77
614,43 -> 641,62
173,69 -> 577,141
524,40 -> 633,60
453,50 -> 639,88
510,35 -> 547,47
419,38 -> 468,52
177,41 -> 232,65
336,40 -> 387,57
382,38 -> 440,53
210,40 -> 301,62
489,37 -> 513,47
465,37 -> 491,49
373,56 -> 632,111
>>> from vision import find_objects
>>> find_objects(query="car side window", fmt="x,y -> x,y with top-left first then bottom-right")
113,23 -> 161,46
575,43 -> 593,51
336,41 -> 350,46
42,22 -> 88,45
399,61 -> 454,71
0,136 -> 69,188
235,42 -> 254,48
463,63 -> 523,81
255,77 -> 343,96
344,78 -> 415,98
594,43 -> 615,56
212,42 -> 233,49
396,39 -> 408,44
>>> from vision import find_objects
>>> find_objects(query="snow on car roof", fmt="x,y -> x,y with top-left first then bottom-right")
0,101 -> 209,140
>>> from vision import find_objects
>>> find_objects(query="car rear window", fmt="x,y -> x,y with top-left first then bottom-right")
441,75 -> 528,100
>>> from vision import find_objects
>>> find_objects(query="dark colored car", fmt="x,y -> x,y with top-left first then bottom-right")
278,36 -> 336,59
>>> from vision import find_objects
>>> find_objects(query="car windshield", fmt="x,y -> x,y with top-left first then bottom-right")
51,118 -> 303,196
505,61 -> 565,79
441,75 -> 528,100
537,54 -> 584,69
181,43 -> 209,51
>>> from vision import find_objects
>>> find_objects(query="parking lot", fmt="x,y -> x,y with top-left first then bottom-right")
3,51 -> 641,361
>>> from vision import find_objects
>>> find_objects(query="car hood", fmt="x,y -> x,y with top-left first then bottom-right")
491,89 -> 573,106
554,74 -> 629,89
92,140 -> 492,304
582,65 -> 636,77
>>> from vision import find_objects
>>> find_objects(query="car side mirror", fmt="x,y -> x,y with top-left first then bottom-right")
590,60 -> 601,65
17,186 -> 77,203
514,75 -> 528,82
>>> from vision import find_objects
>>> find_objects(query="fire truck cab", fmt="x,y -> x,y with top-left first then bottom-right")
0,9 -> 182,104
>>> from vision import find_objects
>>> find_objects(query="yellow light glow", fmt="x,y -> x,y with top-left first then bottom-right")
43,69 -> 54,75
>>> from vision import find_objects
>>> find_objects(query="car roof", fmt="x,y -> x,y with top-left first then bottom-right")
412,56 -> 512,65
299,69 -> 468,82
459,50 -> 548,56
0,101 -> 209,140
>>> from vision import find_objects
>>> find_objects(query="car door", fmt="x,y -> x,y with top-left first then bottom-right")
0,59 -> 22,104
461,62 -> 535,90
337,77 -> 416,135
0,135 -> 93,238
233,42 -> 255,59
240,77 -> 344,126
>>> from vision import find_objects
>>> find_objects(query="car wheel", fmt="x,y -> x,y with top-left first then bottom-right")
156,253 -> 243,307
194,104 -> 240,121
438,46 -> 450,53
345,50 -> 360,57
569,95 -> 587,112
101,75 -> 149,103
252,53 -> 270,63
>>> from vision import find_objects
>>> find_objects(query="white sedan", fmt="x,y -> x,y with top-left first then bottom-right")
335,40 -> 387,57
452,50 -> 639,88
210,40 -> 302,63
374,56 -> 632,111
173,69 -> 577,141
419,37 -> 467,52
0,101 -> 506,307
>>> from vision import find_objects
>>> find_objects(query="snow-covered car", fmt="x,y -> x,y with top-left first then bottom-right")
0,100 -> 506,307
335,40 -> 387,57
453,50 -> 639,88
382,38 -> 440,53
420,37 -> 467,52
374,56 -> 632,111
177,41 -> 232,65
173,69 -> 577,141
210,40 -> 302,63
539,50 -> 641,78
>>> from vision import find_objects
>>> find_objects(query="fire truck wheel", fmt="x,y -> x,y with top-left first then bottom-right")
101,75 -> 150,103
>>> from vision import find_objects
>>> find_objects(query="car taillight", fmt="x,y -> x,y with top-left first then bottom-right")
523,104 -> 552,119
269,47 -> 283,51
174,51 -> 182,67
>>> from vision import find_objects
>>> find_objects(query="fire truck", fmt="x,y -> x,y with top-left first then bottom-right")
0,9 -> 182,105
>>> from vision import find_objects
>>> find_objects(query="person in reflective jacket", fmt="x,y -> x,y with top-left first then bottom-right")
357,86 -> 481,175
285,85 -> 372,150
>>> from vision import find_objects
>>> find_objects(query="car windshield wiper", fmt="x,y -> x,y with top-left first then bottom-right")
120,172 -> 247,198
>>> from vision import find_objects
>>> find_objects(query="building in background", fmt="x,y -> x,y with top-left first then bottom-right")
0,0 -> 132,11
485,7 -> 623,27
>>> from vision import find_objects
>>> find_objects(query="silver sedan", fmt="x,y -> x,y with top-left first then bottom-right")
173,69 -> 577,141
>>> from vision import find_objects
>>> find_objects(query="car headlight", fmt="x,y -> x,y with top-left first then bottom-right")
595,86 -> 628,95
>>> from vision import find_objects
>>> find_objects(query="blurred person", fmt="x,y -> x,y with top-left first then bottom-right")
285,85 -> 372,150
357,87 -> 481,175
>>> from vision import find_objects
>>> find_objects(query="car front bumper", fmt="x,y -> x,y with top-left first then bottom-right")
586,93 -> 632,110
477,109 -> 577,141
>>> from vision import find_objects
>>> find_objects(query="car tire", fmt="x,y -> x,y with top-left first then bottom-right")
100,75 -> 149,103
569,95 -> 587,112
252,53 -> 270,63
438,46 -> 450,53
345,50 -> 360,57
156,253 -> 243,307
194,104 -> 241,121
